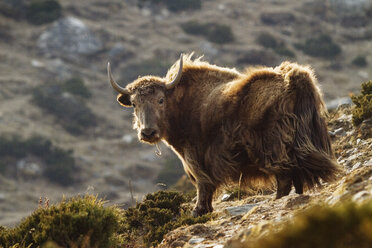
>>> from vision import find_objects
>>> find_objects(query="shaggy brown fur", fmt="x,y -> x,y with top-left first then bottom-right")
113,54 -> 340,216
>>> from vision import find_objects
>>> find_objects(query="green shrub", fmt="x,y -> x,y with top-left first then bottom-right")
155,156 -> 184,188
138,0 -> 202,12
0,24 -> 12,42
32,77 -> 96,135
245,201 -> 372,248
121,191 -> 212,246
256,33 -> 278,49
181,21 -> 235,44
295,35 -> 341,58
25,0 -> 62,25
352,56 -> 368,67
260,12 -> 295,25
351,80 -> 372,126
274,46 -> 295,58
0,0 -> 25,19
1,191 -> 206,247
0,135 -> 77,185
0,195 -> 122,248
62,77 -> 92,99
256,32 -> 295,58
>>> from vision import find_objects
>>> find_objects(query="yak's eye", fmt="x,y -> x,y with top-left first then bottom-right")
132,103 -> 136,107
159,98 -> 164,104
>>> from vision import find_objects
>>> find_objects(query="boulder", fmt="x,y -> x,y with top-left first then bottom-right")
329,0 -> 372,15
38,16 -> 103,60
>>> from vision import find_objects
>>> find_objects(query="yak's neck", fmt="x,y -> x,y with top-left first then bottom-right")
162,68 -> 240,154
163,93 -> 203,154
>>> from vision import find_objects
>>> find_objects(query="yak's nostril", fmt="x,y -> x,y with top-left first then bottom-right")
141,128 -> 157,138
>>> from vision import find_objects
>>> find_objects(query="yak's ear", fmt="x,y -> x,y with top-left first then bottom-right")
117,93 -> 132,107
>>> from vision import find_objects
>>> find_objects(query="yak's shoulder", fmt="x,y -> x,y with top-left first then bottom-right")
221,66 -> 282,99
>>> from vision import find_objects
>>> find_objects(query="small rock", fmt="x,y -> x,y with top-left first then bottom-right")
31,59 -> 44,68
213,245 -> 224,248
122,134 -> 134,144
0,193 -> 5,202
16,160 -> 42,177
189,237 -> 205,244
333,127 -> 345,136
327,194 -> 342,205
352,190 -> 369,202
358,70 -> 369,79
364,159 -> 372,166
46,58 -> 71,78
225,203 -> 258,216
285,195 -> 310,208
347,152 -> 363,162
351,162 -> 362,171
218,4 -> 225,10
221,193 -> 232,201
141,8 -> 151,16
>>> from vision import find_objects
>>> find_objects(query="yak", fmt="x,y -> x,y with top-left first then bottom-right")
108,53 -> 340,217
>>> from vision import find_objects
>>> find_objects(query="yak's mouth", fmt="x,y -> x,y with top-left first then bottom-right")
139,133 -> 161,144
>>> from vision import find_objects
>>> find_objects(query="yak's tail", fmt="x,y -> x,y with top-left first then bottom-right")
285,64 -> 341,188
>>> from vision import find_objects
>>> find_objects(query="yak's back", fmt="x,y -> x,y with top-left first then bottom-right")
275,61 -> 327,116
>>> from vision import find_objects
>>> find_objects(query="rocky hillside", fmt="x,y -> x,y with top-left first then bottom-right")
159,105 -> 372,248
0,0 -> 371,227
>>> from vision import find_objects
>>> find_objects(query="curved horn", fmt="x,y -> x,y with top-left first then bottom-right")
166,53 -> 183,89
107,62 -> 129,94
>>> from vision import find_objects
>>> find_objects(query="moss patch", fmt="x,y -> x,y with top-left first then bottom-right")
121,191 -> 212,246
0,135 -> 77,185
138,0 -> 202,12
351,80 -> 372,126
26,0 -> 62,25
32,77 -> 96,135
256,32 -> 295,58
0,196 -> 122,248
246,201 -> 372,248
181,21 -> 235,44
295,35 -> 341,58
352,56 -> 368,67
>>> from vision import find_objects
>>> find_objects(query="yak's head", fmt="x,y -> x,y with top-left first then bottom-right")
107,54 -> 183,144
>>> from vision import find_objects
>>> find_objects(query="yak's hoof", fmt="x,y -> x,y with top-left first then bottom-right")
192,206 -> 210,217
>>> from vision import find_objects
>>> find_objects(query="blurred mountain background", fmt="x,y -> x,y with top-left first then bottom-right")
0,0 -> 371,226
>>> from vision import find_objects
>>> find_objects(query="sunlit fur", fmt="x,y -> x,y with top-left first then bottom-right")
116,53 -> 340,216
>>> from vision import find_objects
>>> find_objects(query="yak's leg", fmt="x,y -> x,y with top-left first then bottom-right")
292,174 -> 304,194
193,183 -> 215,217
275,172 -> 292,199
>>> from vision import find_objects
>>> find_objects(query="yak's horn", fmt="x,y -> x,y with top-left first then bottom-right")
107,62 -> 129,94
166,54 -> 183,89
